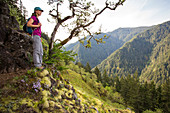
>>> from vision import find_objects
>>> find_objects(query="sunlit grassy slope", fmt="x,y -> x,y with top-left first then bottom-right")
62,69 -> 133,113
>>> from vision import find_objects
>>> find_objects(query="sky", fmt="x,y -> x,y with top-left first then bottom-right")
21,0 -> 170,44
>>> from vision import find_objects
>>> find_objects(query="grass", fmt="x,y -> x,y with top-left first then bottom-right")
62,69 -> 132,112
62,69 -> 96,96
0,68 -> 133,112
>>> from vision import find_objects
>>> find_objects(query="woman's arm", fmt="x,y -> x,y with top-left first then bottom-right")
27,18 -> 41,28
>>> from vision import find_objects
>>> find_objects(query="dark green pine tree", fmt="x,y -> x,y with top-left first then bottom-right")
161,79 -> 170,113
93,67 -> 102,82
156,85 -> 162,109
147,81 -> 157,111
102,69 -> 110,87
109,75 -> 114,86
139,82 -> 150,111
85,62 -> 92,73
75,62 -> 84,68
120,76 -> 130,105
119,72 -> 144,113
126,73 -> 141,113
114,76 -> 121,92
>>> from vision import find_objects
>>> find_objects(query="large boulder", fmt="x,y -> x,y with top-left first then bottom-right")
0,1 -> 33,73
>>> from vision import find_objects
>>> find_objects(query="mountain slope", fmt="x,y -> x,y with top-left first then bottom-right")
66,27 -> 150,68
96,21 -> 170,84
140,33 -> 170,85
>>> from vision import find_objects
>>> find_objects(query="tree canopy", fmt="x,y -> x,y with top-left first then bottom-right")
47,0 -> 126,55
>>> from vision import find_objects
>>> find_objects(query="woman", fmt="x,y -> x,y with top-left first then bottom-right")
27,7 -> 44,69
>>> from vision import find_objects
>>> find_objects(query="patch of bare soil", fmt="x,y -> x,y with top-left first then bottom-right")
0,69 -> 28,88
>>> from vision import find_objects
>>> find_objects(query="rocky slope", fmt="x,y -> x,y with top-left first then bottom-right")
0,69 -> 90,112
0,1 -> 33,74
0,69 -> 132,112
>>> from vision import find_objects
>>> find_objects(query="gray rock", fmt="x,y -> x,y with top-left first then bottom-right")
0,1 -> 33,74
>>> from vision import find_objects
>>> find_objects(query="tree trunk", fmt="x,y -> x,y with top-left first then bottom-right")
49,22 -> 61,56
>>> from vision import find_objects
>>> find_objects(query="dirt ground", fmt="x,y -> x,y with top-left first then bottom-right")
0,70 -> 27,88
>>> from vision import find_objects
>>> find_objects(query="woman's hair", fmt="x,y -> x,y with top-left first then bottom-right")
31,12 -> 37,17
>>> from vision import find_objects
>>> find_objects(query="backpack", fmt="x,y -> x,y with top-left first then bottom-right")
23,18 -> 32,35
23,17 -> 39,35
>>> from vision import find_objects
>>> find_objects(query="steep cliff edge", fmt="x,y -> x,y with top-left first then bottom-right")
0,1 -> 33,74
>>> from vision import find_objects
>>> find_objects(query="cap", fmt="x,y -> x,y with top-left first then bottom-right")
34,7 -> 44,12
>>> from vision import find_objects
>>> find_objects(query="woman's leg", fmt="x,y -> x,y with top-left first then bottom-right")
33,35 -> 43,68
39,37 -> 43,65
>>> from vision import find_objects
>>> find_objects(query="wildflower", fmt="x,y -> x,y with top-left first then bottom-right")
35,89 -> 38,93
32,80 -> 41,93
44,84 -> 49,89
21,79 -> 25,83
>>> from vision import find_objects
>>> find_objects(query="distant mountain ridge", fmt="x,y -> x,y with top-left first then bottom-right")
66,27 -> 151,68
96,21 -> 170,85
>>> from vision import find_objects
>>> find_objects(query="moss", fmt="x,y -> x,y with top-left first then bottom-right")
65,91 -> 73,99
49,101 -> 55,107
20,98 -> 27,105
58,90 -> 64,96
0,67 -> 130,112
41,77 -> 51,89
54,95 -> 62,100
55,103 -> 63,109
43,100 -> 49,108
39,70 -> 49,77
27,100 -> 33,107
41,90 -> 50,97
55,89 -> 59,93
0,106 -> 5,112
61,88 -> 68,92
42,96 -> 48,101
70,109 -> 77,113
43,110 -> 48,113
33,108 -> 40,113
33,101 -> 39,108
12,103 -> 19,111
49,71 -> 53,78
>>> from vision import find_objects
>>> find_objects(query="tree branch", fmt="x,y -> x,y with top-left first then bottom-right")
49,9 -> 57,18
61,2 -> 75,22
59,0 -> 125,47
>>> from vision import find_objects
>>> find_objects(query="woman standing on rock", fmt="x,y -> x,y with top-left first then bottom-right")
27,7 -> 44,70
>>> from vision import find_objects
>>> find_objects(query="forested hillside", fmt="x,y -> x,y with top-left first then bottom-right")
140,32 -> 170,86
96,21 -> 170,85
66,27 -> 150,68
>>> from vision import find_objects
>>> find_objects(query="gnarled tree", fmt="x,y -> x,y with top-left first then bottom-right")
48,0 -> 126,55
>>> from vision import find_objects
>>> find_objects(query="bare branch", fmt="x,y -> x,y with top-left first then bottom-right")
56,3 -> 60,17
54,39 -> 62,43
49,0 -> 126,51
83,27 -> 92,37
49,9 -> 57,18
61,2 -> 75,23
